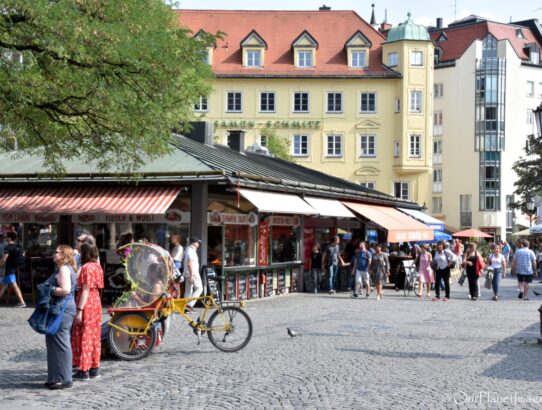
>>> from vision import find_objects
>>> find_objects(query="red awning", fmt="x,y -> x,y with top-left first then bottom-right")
342,202 -> 434,243
0,186 -> 181,214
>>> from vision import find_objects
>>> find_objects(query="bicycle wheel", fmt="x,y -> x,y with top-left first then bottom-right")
108,312 -> 157,361
207,307 -> 253,352
404,275 -> 411,297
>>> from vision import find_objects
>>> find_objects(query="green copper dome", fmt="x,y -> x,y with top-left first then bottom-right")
386,13 -> 430,42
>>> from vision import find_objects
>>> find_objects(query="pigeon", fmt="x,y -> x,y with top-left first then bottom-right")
287,327 -> 302,338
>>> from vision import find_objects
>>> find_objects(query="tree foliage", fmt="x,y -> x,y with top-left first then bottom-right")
260,127 -> 293,162
512,134 -> 542,212
0,0 -> 214,174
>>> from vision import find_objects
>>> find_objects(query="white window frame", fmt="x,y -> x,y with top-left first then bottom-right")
292,134 -> 309,157
351,50 -> 367,68
194,96 -> 208,112
359,181 -> 376,189
226,91 -> 242,113
388,52 -> 398,67
247,50 -> 262,67
326,92 -> 343,113
432,197 -> 442,214
434,83 -> 444,98
433,111 -> 443,136
393,182 -> 410,200
410,50 -> 424,66
326,134 -> 343,157
433,168 -> 442,192
359,135 -> 376,157
527,81 -> 534,97
259,135 -> 268,148
293,92 -> 310,113
410,90 -> 422,113
409,134 -> 421,158
360,92 -> 377,113
298,50 -> 313,67
260,92 -> 276,113
433,140 -> 442,164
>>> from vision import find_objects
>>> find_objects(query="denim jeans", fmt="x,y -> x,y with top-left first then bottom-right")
492,268 -> 502,296
328,264 -> 339,291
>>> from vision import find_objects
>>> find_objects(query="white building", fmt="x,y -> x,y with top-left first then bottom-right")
429,16 -> 542,240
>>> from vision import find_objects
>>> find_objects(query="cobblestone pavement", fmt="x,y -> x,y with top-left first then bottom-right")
1,276 -> 542,410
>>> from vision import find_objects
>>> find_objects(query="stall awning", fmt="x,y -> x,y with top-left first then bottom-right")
239,189 -> 317,215
0,186 -> 181,214
303,197 -> 356,218
342,202 -> 434,243
398,208 -> 445,231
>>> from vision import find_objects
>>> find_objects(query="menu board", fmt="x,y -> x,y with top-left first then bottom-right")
103,264 -> 127,306
265,271 -> 274,297
258,221 -> 270,265
226,274 -> 237,301
238,273 -> 247,300
278,270 -> 286,294
248,272 -> 258,299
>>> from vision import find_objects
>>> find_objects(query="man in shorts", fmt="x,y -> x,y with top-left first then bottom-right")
511,239 -> 536,300
351,241 -> 372,298
0,232 -> 26,307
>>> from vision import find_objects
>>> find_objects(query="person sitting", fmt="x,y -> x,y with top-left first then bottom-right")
130,263 -> 165,306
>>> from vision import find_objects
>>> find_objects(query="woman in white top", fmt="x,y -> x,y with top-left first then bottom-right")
486,244 -> 507,301
169,234 -> 184,271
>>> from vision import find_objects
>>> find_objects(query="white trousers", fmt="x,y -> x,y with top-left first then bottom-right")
184,274 -> 203,307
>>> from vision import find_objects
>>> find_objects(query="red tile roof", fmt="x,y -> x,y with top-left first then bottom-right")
431,21 -> 540,62
177,10 -> 400,78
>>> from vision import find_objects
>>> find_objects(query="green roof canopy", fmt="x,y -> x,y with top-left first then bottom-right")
386,13 -> 430,42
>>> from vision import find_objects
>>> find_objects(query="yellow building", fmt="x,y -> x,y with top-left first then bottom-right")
179,9 -> 434,206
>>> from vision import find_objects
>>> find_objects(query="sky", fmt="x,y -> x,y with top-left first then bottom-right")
174,0 -> 542,28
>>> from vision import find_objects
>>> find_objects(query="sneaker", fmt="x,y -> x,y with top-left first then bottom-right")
432,297 -> 440,302
351,293 -> 359,298
518,292 -> 523,299
73,370 -> 90,381
493,296 -> 498,301
313,289 -> 317,294
16,303 -> 26,308
89,368 -> 101,379
443,298 -> 449,302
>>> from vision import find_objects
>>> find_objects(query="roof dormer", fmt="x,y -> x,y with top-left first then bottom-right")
345,30 -> 372,68
524,43 -> 540,64
193,29 -> 216,65
240,30 -> 267,68
292,30 -> 318,68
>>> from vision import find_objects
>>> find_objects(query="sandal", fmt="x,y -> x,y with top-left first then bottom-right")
416,293 -> 422,298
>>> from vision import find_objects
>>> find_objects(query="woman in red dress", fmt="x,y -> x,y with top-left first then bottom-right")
72,243 -> 104,380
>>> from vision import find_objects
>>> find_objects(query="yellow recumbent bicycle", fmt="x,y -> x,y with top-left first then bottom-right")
107,243 -> 253,361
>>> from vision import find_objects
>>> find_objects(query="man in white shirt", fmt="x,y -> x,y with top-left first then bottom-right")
183,236 -> 202,312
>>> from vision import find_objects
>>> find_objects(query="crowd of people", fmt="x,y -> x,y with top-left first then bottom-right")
308,235 -> 542,302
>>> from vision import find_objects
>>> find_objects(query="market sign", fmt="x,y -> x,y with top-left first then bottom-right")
74,209 -> 190,225
213,120 -> 322,129
267,215 -> 301,227
208,211 -> 258,226
1,214 -> 60,224
257,221 -> 269,266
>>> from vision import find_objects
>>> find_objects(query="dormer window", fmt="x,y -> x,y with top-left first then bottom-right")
516,29 -> 525,39
345,31 -> 371,69
241,30 -> 267,68
524,43 -> 541,64
437,32 -> 448,42
193,29 -> 216,66
292,31 -> 318,68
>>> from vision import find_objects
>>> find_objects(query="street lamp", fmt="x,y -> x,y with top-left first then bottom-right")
527,196 -> 535,229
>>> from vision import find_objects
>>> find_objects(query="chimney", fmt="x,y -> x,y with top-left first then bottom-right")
184,121 -> 214,145
319,5 -> 331,11
227,130 -> 245,152
436,17 -> 443,29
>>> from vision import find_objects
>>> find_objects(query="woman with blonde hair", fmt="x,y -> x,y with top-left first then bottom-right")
44,245 -> 77,390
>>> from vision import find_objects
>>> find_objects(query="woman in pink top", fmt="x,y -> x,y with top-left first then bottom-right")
415,244 -> 433,297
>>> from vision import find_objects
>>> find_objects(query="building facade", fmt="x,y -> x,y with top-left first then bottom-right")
178,9 -> 434,207
430,16 -> 542,239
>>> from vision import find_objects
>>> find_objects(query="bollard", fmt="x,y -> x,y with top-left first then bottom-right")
539,305 -> 542,345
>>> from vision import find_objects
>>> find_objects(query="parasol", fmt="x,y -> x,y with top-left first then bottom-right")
452,228 -> 492,238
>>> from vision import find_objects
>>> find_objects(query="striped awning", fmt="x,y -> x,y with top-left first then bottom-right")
0,186 -> 181,214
